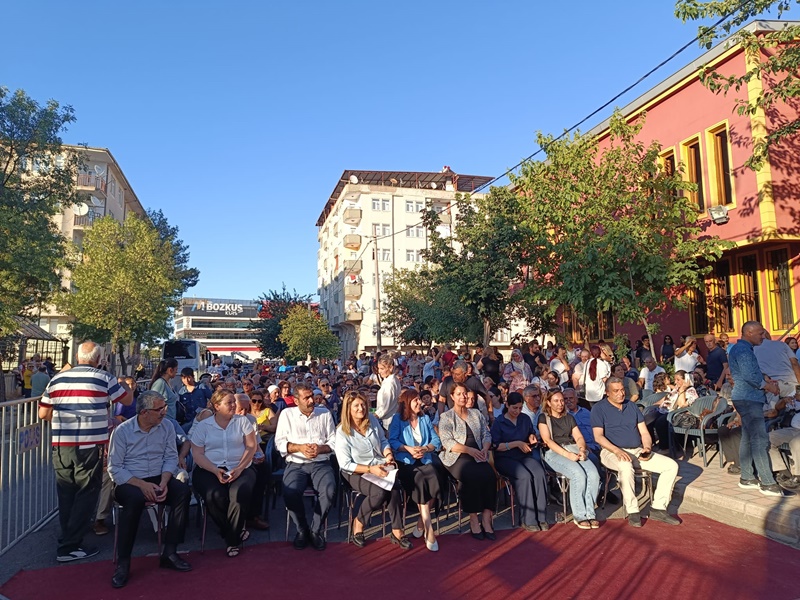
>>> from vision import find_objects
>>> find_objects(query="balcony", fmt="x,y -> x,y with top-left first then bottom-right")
343,207 -> 362,225
343,234 -> 361,250
343,259 -> 362,273
77,174 -> 107,198
344,284 -> 362,299
345,311 -> 363,322
73,209 -> 102,228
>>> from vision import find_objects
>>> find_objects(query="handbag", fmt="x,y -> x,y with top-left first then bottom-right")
674,411 -> 700,429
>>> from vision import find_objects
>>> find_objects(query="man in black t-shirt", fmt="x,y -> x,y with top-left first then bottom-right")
590,377 -> 680,528
439,360 -> 488,413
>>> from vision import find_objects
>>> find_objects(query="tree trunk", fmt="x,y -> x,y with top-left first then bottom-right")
118,340 -> 127,377
482,317 -> 492,349
0,364 -> 6,403
642,317 -> 655,365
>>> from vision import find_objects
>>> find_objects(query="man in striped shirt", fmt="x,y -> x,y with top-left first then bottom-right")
38,341 -> 132,563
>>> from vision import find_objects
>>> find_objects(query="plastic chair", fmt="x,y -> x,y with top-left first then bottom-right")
636,391 -> 668,412
112,500 -> 166,564
265,437 -> 285,509
543,464 -> 571,524
668,393 -> 726,466
339,472 -> 387,543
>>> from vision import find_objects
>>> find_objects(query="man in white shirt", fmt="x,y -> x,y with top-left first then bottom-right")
674,336 -> 703,376
375,355 -> 401,430
571,350 -> 590,389
275,382 -> 336,551
638,357 -> 665,391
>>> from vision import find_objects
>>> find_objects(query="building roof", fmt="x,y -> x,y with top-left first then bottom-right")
587,20 -> 800,138
316,169 -> 494,226
12,316 -> 60,341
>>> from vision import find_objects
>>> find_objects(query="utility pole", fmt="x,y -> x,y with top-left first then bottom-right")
373,235 -> 382,352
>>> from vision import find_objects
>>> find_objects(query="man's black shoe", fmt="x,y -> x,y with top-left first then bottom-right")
649,509 -> 681,525
310,531 -> 326,551
727,465 -> 741,475
159,553 -> 192,571
293,529 -> 310,550
628,512 -> 642,528
111,560 -> 130,589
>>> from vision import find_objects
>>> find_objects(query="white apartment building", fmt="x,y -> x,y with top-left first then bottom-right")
37,146 -> 148,359
316,169 -> 503,358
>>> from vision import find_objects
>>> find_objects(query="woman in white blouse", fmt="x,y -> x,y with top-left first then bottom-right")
191,389 -> 257,557
334,390 -> 411,550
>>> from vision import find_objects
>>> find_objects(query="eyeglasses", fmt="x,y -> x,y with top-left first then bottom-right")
146,405 -> 167,413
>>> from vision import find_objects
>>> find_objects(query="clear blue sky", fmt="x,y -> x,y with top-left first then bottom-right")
5,1 -> 757,301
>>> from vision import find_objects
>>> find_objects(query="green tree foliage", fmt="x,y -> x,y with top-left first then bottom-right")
59,215 -> 184,373
418,187 -> 533,347
514,111 -> 730,346
250,285 -> 312,359
0,87 -> 84,335
279,305 -> 340,362
147,208 -> 200,293
382,267 -> 484,346
675,0 -> 800,169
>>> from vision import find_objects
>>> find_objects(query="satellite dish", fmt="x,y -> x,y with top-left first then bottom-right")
94,165 -> 106,176
74,203 -> 89,216
349,175 -> 359,184
90,196 -> 103,207
430,182 -> 438,189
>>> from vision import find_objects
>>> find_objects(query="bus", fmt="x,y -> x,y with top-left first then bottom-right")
161,339 -> 205,378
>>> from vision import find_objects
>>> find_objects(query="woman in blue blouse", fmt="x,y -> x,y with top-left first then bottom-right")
389,388 -> 445,552
490,392 -> 549,532
335,390 -> 411,550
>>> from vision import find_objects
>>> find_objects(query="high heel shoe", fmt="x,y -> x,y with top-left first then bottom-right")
481,525 -> 496,541
426,538 -> 439,552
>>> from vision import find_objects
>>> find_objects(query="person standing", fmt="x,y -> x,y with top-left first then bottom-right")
38,341 -> 132,562
730,322 -> 793,497
703,334 -> 729,391
150,359 -> 180,421
30,365 -> 51,398
376,354 -> 401,431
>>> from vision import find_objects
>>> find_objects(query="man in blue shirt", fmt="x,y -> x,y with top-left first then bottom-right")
728,321 -> 790,497
591,378 -> 680,527
703,334 -> 729,390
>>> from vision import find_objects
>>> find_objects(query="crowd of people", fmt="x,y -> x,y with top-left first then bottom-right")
34,324 -> 800,589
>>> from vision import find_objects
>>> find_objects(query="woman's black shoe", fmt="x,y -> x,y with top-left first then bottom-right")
482,526 -> 496,541
470,528 -> 485,540
352,532 -> 366,548
390,534 -> 412,550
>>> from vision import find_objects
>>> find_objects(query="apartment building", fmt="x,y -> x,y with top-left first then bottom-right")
36,146 -> 148,357
316,169 -> 500,358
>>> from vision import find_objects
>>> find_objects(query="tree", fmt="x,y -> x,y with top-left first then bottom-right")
147,209 -> 200,294
279,305 -> 340,363
513,111 -> 730,348
675,1 -> 800,169
418,187 -> 534,347
0,87 -> 84,335
382,266 -> 484,346
58,215 -> 184,374
249,285 -> 312,359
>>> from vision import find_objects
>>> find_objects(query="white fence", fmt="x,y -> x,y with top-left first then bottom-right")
0,396 -> 57,556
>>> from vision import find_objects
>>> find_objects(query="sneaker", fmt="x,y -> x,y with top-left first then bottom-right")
627,513 -> 642,528
738,478 -> 760,489
57,546 -> 99,563
727,465 -> 741,475
760,483 -> 794,497
649,509 -> 681,525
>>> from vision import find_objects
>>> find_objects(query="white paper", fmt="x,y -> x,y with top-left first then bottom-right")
362,466 -> 398,491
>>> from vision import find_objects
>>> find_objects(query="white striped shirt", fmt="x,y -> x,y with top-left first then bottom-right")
40,365 -> 127,447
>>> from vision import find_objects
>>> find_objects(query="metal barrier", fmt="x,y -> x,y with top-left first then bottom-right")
0,396 -> 57,556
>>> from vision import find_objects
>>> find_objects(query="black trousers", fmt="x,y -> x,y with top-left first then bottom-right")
397,460 -> 445,506
344,471 -> 404,531
644,409 -> 670,450
52,445 -> 104,554
193,467 -> 256,546
283,461 -> 336,535
446,454 -> 496,514
113,476 -> 190,560
248,461 -> 270,520
494,454 -> 547,526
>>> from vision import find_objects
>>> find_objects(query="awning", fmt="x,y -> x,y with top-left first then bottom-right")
12,316 -> 60,341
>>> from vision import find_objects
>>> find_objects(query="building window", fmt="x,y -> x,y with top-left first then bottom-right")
405,250 -> 422,263
737,254 -> 761,324
405,200 -> 424,213
688,285 -> 710,336
373,223 -> 390,236
492,329 -> 510,343
372,198 -> 390,211
661,150 -> 676,176
710,126 -> 733,206
709,260 -> 734,333
406,225 -> 425,238
562,308 -> 615,343
683,138 -> 705,211
379,249 -> 391,262
767,248 -> 795,330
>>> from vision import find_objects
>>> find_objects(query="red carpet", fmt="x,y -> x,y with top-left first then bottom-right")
2,514 -> 797,600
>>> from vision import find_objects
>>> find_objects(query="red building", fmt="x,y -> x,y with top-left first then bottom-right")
571,20 -> 800,355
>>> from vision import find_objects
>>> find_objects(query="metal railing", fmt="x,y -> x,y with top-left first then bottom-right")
0,395 -> 57,556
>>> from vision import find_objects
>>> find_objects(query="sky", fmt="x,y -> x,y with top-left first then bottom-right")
3,1 -> 774,303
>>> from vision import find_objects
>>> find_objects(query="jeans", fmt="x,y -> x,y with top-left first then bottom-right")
543,444 -> 600,522
733,400 -> 776,485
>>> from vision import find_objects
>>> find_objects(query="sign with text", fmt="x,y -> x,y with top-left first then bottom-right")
16,423 -> 41,455
181,299 -> 259,318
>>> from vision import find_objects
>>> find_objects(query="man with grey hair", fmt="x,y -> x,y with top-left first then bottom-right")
590,377 -> 680,527
39,341 -> 132,563
107,390 -> 192,588
439,359 -> 489,412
